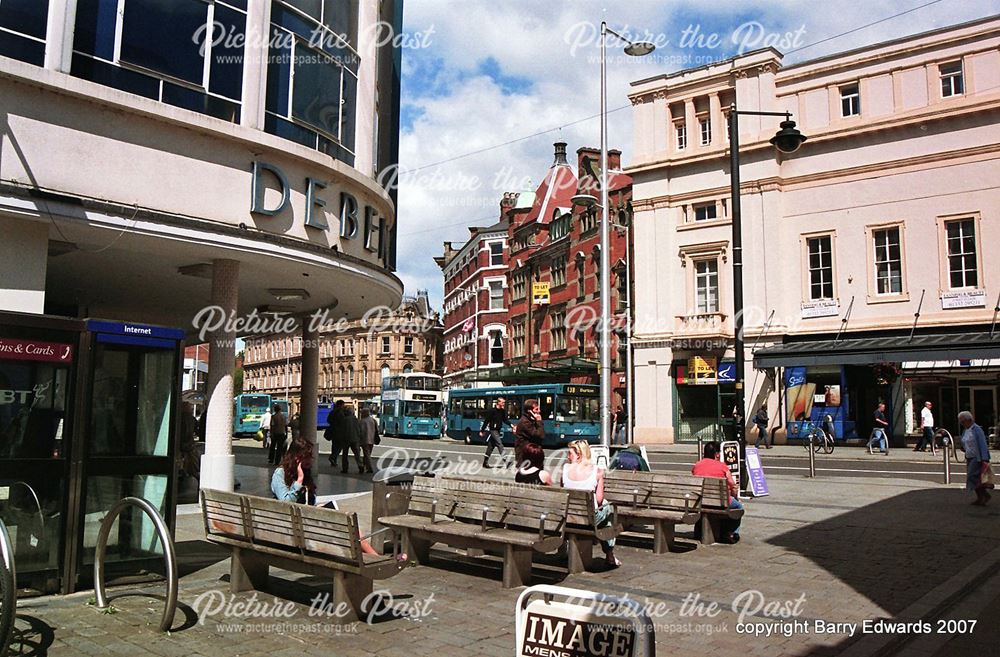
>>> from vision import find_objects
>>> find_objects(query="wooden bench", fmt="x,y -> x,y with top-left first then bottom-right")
603,470 -> 703,553
698,477 -> 745,544
440,476 -> 620,574
378,476 -> 569,588
201,489 -> 408,622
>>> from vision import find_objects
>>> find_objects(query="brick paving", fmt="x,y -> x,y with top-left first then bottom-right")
12,470 -> 1000,657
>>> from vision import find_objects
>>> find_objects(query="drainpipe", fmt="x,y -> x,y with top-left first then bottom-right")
770,369 -> 783,445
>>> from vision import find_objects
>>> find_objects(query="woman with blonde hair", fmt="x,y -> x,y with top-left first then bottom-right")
561,440 -> 620,568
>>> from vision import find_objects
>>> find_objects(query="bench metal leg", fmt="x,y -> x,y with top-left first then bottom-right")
653,521 -> 675,554
332,571 -> 374,624
230,548 -> 268,593
699,515 -> 720,545
566,535 -> 594,574
502,545 -> 533,589
403,530 -> 432,565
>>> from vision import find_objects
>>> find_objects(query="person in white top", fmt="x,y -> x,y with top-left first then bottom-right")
561,441 -> 620,568
915,401 -> 935,452
260,408 -> 272,450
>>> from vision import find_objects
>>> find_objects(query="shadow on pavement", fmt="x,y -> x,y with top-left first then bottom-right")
102,591 -> 200,633
767,486 -> 1000,655
9,613 -> 54,657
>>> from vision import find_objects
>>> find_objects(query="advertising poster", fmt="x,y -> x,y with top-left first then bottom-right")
721,440 -> 741,498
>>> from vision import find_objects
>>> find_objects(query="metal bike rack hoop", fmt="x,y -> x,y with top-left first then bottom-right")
93,497 -> 177,633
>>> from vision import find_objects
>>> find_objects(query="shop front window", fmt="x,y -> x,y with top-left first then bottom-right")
91,346 -> 173,456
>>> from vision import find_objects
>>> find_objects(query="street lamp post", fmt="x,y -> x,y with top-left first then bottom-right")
574,22 -> 654,449
728,100 -> 806,486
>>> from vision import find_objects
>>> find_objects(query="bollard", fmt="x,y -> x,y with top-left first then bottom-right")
943,442 -> 951,485
697,436 -> 704,458
808,434 -> 816,478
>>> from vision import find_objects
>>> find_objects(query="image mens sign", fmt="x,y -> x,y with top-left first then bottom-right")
515,585 -> 653,657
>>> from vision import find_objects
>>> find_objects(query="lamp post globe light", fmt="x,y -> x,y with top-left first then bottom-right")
729,103 -> 806,488
574,22 -> 654,449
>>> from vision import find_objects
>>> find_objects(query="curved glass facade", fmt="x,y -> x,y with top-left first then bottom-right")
0,0 -> 50,66
70,0 -> 247,124
264,0 -> 359,165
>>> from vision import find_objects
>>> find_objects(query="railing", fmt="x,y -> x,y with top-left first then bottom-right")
0,518 -> 16,657
94,497 -> 177,633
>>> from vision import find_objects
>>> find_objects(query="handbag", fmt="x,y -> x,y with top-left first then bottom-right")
982,462 -> 995,489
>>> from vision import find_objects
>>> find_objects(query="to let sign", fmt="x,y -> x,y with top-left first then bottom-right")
0,338 -> 74,363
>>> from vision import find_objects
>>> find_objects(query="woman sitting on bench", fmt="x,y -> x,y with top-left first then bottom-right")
561,440 -> 620,568
271,437 -> 406,560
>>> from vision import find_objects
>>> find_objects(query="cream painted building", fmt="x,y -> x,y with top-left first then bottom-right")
627,16 -> 1000,445
0,0 -> 404,489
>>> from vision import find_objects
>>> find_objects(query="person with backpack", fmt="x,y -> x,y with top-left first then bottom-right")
752,405 -> 770,449
609,445 -> 650,471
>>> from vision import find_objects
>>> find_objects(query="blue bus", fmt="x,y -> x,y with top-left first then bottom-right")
233,393 -> 271,436
380,373 -> 443,438
272,399 -> 290,416
446,384 -> 600,447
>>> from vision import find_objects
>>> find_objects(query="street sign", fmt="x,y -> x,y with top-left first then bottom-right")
720,440 -> 741,499
745,447 -> 770,497
516,585 -> 655,657
717,361 -> 735,383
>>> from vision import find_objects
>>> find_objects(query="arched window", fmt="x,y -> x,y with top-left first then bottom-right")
380,364 -> 390,383
338,367 -> 345,388
362,368 -> 369,387
347,366 -> 354,388
403,364 -> 413,374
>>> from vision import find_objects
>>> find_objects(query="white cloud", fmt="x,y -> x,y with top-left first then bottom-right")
393,0 -> 999,309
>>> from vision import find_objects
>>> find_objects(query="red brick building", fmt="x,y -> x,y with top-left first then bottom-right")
435,211 -> 515,388
501,142 -> 632,402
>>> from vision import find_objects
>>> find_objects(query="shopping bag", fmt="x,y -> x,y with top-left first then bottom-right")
982,462 -> 995,489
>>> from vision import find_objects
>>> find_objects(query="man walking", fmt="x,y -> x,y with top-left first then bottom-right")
339,406 -> 364,474
867,402 -> 889,454
268,403 -> 288,465
480,397 -> 510,468
260,406 -> 272,450
915,401 -> 935,452
752,404 -> 770,449
613,406 -> 628,446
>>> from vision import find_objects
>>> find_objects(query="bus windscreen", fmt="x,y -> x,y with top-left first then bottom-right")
405,401 -> 442,417
242,395 -> 270,411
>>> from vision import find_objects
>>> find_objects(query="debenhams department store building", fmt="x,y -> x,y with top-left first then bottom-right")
0,1 -> 402,592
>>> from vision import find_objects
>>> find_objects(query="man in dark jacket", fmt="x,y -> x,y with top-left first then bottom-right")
338,407 -> 364,474
752,405 -> 770,448
480,397 -> 511,468
324,400 -> 347,467
514,399 -> 545,466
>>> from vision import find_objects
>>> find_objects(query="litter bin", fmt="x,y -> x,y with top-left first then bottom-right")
370,467 -> 419,554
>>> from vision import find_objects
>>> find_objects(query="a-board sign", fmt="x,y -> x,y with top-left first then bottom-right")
516,585 -> 654,657
720,440 -> 741,499
745,447 -> 770,497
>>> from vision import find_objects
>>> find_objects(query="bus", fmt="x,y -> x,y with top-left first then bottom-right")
446,384 -> 600,448
359,396 -> 381,420
272,399 -> 290,416
380,373 -> 443,438
233,393 -> 271,436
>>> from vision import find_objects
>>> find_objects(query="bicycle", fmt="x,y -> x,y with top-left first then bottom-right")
800,420 -> 834,454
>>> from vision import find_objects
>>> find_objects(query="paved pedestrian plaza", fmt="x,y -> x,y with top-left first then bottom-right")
13,466 -> 1000,657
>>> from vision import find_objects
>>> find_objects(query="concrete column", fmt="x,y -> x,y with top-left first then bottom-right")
44,0 -> 76,73
201,259 -> 240,492
300,323 -> 319,462
240,0 -> 271,130
651,93 -> 668,157
0,216 -> 47,313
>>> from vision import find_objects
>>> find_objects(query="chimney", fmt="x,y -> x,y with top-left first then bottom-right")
500,191 -> 518,215
553,141 -> 568,165
608,149 -> 622,171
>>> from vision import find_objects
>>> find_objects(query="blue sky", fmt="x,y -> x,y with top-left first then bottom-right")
393,0 -> 999,311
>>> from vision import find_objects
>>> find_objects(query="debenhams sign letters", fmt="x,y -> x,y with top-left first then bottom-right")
250,161 -> 392,268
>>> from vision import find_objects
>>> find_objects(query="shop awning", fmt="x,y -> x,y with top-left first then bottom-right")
753,332 -> 1000,368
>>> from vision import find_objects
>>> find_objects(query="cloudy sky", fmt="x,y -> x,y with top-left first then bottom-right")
393,0 -> 998,310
